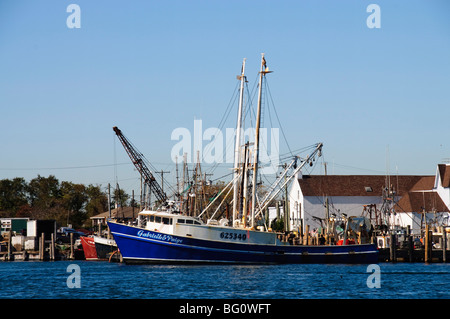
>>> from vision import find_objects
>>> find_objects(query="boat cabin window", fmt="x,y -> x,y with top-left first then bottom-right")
147,215 -> 172,225
177,218 -> 201,225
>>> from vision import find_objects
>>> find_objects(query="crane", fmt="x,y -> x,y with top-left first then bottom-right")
112,126 -> 168,206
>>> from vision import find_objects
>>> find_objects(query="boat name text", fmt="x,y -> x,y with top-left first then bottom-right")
137,230 -> 183,244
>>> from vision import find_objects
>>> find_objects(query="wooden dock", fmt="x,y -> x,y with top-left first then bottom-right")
378,248 -> 449,263
0,231 -> 85,261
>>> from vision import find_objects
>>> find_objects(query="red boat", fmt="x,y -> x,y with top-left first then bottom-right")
80,236 -> 98,260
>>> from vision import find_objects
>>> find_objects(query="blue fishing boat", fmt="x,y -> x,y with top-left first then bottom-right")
108,55 -> 378,264
108,211 -> 378,264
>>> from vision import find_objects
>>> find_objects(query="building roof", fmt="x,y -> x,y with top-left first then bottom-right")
298,175 -> 433,197
409,176 -> 436,191
91,206 -> 139,220
395,191 -> 449,213
438,164 -> 450,188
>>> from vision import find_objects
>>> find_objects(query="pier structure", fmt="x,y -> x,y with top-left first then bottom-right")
0,219 -> 84,261
0,231 -> 82,261
378,225 -> 449,263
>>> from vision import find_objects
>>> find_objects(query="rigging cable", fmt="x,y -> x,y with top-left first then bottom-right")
266,78 -> 293,157
202,81 -> 241,176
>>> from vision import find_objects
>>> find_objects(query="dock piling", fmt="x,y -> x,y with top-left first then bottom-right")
304,225 -> 310,245
69,232 -> 74,260
39,233 -> 45,261
407,226 -> 413,262
50,233 -> 55,260
7,231 -> 12,261
389,232 -> 397,262
424,225 -> 432,263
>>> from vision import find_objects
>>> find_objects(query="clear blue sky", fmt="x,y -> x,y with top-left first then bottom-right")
1,0 -> 449,197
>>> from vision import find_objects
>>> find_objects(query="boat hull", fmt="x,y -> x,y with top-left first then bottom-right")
80,236 -> 98,260
80,236 -> 117,260
94,236 -> 117,259
108,221 -> 378,264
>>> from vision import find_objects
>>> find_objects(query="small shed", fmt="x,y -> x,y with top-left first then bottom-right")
0,218 -> 29,235
90,206 -> 139,227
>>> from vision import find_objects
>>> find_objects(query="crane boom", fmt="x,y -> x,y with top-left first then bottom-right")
113,126 -> 168,204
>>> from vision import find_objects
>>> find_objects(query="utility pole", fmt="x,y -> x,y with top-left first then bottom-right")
108,183 -> 111,219
132,189 -> 135,220
156,170 -> 171,195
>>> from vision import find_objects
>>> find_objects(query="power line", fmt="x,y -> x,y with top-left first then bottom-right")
0,162 -> 132,171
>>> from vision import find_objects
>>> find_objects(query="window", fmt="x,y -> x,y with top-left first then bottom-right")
176,218 -> 201,225
149,215 -> 155,222
162,217 -> 172,225
155,216 -> 162,223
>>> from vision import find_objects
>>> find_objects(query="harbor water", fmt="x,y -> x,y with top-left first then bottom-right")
1,261 -> 449,299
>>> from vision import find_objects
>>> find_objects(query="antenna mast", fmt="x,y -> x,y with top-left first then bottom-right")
232,58 -> 246,225
250,53 -> 272,228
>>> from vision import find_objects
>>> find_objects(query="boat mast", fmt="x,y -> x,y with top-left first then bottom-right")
242,143 -> 250,226
251,53 -> 271,228
232,58 -> 246,226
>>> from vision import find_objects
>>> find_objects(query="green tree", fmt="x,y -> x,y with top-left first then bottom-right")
85,184 -> 108,219
0,177 -> 28,216
112,186 -> 129,208
28,175 -> 61,210
27,175 -> 62,221
0,175 -> 110,228
60,181 -> 88,228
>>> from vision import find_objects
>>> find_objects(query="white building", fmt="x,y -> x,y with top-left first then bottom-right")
288,164 -> 450,235
435,164 -> 450,209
